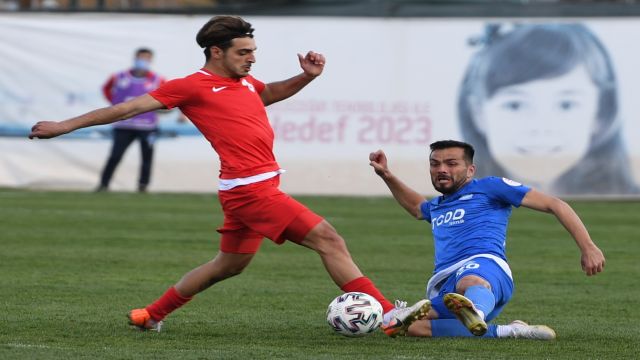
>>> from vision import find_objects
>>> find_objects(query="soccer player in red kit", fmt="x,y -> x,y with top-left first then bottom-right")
29,15 -> 430,337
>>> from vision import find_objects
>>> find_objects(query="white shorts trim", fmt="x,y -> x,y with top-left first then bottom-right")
218,169 -> 285,191
425,254 -> 512,299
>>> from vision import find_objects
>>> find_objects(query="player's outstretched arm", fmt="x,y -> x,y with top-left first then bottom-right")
520,189 -> 605,276
369,149 -> 426,219
260,51 -> 325,106
29,94 -> 164,139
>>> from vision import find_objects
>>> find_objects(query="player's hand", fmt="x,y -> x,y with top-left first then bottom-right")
298,51 -> 325,78
581,244 -> 605,276
369,149 -> 390,178
29,121 -> 68,139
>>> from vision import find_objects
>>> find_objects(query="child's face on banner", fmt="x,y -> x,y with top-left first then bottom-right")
481,65 -> 598,185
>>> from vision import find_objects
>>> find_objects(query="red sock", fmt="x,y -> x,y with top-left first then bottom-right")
341,276 -> 395,314
145,286 -> 193,321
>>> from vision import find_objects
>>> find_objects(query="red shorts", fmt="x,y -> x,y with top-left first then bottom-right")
216,176 -> 323,254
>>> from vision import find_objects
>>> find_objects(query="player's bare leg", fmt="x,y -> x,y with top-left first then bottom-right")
298,220 -> 363,286
175,251 -> 255,296
128,251 -> 255,331
407,319 -> 433,337
299,220 -> 430,337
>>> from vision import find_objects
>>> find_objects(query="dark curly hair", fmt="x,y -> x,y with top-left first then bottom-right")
196,15 -> 254,60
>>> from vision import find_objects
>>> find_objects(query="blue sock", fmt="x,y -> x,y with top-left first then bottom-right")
464,285 -> 495,319
431,319 -> 498,338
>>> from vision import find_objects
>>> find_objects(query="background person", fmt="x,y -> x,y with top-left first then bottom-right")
98,47 -> 165,193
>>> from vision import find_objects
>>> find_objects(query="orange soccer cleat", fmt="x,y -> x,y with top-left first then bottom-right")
127,308 -> 163,332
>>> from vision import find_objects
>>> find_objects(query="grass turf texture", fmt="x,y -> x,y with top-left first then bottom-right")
0,188 -> 638,359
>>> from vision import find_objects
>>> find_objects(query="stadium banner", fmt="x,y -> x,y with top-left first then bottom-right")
1,14 -> 639,196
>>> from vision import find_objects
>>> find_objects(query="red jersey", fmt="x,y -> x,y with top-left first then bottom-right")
149,69 -> 279,179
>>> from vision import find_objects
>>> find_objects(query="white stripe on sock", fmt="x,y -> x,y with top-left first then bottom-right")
496,325 -> 513,338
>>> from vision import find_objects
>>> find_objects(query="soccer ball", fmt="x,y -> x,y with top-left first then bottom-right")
326,292 -> 383,337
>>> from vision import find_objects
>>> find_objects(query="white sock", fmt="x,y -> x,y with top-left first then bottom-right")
496,324 -> 513,338
383,311 -> 394,325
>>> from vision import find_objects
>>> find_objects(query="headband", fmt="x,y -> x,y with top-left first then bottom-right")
201,32 -> 254,49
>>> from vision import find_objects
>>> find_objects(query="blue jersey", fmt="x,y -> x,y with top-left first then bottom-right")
420,177 -> 530,273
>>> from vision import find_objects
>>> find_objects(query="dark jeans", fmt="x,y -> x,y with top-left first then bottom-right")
99,128 -> 157,189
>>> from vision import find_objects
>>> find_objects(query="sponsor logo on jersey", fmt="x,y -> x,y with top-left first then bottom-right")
432,208 -> 465,229
212,86 -> 227,93
241,79 -> 256,92
459,194 -> 474,201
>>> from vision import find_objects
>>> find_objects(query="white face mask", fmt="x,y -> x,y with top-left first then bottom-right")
133,59 -> 151,71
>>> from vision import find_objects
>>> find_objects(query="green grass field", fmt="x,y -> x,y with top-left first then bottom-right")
1,188 -> 639,359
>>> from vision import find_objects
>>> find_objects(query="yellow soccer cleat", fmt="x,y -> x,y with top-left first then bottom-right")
443,293 -> 487,336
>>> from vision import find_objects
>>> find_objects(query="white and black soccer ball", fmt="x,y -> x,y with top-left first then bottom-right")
326,292 -> 383,337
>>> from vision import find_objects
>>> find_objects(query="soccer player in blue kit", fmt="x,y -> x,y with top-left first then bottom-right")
369,140 -> 605,339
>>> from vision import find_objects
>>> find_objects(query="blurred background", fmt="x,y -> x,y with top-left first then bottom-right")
1,0 -> 640,197
3,0 -> 640,15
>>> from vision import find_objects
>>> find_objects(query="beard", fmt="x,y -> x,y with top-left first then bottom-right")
432,176 -> 467,195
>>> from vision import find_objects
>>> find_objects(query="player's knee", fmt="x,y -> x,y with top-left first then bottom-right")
455,275 -> 491,293
211,263 -> 247,283
306,223 -> 348,256
222,266 -> 245,278
210,253 -> 253,280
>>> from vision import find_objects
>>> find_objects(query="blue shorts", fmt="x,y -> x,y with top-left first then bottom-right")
430,258 -> 514,321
